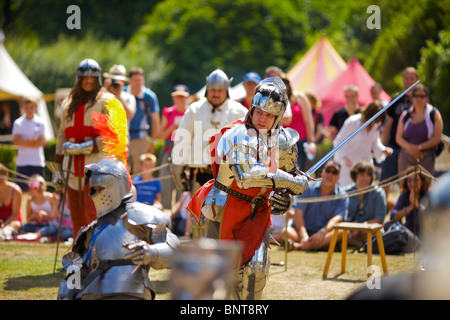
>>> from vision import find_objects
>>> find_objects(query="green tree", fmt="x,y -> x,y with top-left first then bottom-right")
418,29 -> 450,135
132,0 -> 309,94
365,0 -> 448,94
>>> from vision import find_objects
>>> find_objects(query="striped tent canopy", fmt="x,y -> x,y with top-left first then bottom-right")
319,57 -> 391,125
287,35 -> 347,95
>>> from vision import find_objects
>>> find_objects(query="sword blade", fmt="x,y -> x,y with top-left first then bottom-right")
305,80 -> 420,176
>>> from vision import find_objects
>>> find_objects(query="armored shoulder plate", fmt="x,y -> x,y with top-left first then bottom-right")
71,220 -> 97,252
125,202 -> 171,227
279,127 -> 299,150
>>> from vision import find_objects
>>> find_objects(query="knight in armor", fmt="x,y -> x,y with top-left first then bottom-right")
172,69 -> 247,237
57,157 -> 179,300
55,59 -> 116,237
187,77 -> 309,299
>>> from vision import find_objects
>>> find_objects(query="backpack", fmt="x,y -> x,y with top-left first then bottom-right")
403,106 -> 444,156
357,221 -> 409,255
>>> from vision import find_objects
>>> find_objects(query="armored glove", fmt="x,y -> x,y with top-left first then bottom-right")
270,170 -> 308,195
63,140 -> 94,156
124,240 -> 157,266
270,191 -> 293,215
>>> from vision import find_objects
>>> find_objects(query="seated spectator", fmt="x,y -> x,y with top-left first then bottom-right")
132,153 -> 163,210
270,209 -> 294,244
345,161 -> 387,247
169,191 -> 191,238
282,160 -> 348,251
18,175 -> 72,241
0,164 -> 22,240
390,168 -> 429,239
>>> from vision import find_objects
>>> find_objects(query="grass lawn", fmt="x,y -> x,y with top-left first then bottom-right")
0,240 -> 421,300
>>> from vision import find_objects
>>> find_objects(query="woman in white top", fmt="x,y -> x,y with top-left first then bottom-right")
333,102 -> 393,188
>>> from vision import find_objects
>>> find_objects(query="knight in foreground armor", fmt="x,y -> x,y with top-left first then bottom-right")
187,77 -> 309,299
57,157 -> 179,300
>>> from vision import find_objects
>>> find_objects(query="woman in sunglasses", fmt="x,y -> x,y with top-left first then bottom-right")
396,84 -> 443,175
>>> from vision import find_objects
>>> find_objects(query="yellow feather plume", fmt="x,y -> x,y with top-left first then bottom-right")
91,97 -> 128,165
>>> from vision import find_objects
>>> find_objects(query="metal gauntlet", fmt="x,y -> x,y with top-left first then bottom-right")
270,170 -> 308,195
270,191 -> 293,215
63,140 -> 94,156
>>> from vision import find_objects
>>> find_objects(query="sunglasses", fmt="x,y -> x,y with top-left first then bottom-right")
412,94 -> 427,99
325,168 -> 339,175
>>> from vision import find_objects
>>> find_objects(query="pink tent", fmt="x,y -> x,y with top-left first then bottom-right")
287,36 -> 347,94
319,57 -> 391,125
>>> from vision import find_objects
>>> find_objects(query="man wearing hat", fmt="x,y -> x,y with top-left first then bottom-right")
238,72 -> 261,109
283,160 -> 348,251
103,64 -> 136,121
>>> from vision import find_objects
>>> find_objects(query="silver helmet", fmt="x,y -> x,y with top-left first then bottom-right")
84,157 -> 132,218
205,69 -> 233,97
247,76 -> 288,130
77,58 -> 102,85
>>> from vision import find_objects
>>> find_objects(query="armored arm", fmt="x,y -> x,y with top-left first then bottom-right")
124,226 -> 179,270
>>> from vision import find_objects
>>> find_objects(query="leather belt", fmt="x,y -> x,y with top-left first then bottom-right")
213,180 -> 267,219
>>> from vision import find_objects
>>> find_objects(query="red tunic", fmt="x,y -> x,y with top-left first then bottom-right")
187,120 -> 274,266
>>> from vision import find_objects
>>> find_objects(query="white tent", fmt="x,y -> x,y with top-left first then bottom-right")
0,39 -> 54,140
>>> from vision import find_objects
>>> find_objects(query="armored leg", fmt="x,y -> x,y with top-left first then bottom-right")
231,239 -> 270,300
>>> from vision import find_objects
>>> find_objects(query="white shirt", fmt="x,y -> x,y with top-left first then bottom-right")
333,113 -> 387,188
12,114 -> 46,167
172,97 -> 247,167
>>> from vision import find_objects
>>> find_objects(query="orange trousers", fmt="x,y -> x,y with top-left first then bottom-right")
67,184 -> 97,238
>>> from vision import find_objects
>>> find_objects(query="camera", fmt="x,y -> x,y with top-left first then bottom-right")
111,79 -> 121,88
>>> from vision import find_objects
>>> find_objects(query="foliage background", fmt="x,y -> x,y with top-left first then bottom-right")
1,0 -> 449,133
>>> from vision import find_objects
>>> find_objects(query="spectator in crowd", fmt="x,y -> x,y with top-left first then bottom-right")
345,161 -> 387,247
169,191 -> 191,238
306,92 -> 325,145
390,168 -> 429,238
381,67 -> 418,198
283,76 -> 316,172
396,84 -> 443,175
172,69 -> 247,194
124,67 -> 160,173
0,163 -> 22,241
54,58 -> 116,237
370,82 -> 389,106
238,72 -> 261,109
17,175 -> 72,242
12,96 -> 46,192
103,64 -> 136,122
158,84 -> 190,209
283,160 -> 348,251
132,153 -> 163,210
333,101 -> 392,188
328,84 -> 361,140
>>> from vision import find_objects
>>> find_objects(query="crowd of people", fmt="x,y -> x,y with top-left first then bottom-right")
0,59 -> 446,300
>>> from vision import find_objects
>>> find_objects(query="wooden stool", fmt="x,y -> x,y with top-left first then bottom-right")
323,222 -> 388,278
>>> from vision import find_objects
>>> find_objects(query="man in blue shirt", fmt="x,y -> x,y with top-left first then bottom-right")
124,67 -> 160,174
287,160 -> 348,251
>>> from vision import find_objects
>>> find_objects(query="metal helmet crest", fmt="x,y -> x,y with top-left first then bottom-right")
77,58 -> 102,85
247,76 -> 288,130
205,69 -> 233,96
